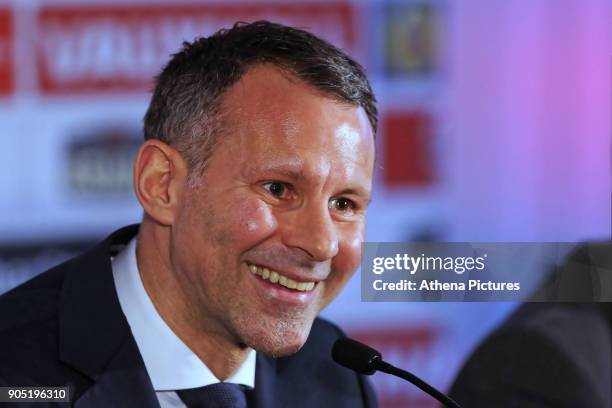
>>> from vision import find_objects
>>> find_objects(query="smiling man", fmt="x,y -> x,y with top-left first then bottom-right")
0,22 -> 377,407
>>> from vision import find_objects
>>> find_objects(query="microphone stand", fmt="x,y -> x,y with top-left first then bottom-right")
372,359 -> 462,408
332,337 -> 462,408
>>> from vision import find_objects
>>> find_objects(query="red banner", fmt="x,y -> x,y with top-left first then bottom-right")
382,111 -> 435,187
0,8 -> 13,95
37,3 -> 356,94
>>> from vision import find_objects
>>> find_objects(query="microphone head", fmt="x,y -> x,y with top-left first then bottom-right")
332,337 -> 382,375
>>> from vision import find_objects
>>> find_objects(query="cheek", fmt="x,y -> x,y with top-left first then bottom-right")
234,199 -> 277,243
336,225 -> 365,273
327,225 -> 365,294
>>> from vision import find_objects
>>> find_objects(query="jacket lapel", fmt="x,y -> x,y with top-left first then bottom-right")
57,225 -> 158,407
74,333 -> 160,408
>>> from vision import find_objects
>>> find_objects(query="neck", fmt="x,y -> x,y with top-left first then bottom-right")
136,219 -> 251,380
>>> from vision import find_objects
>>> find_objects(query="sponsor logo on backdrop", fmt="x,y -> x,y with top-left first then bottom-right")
37,4 -> 356,94
0,8 -> 13,95
384,3 -> 440,76
67,129 -> 141,195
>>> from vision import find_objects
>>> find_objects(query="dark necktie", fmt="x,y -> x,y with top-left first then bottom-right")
176,383 -> 248,408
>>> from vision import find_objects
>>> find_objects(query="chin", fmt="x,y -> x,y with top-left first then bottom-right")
241,316 -> 315,358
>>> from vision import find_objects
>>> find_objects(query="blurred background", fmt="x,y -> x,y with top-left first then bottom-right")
0,0 -> 610,406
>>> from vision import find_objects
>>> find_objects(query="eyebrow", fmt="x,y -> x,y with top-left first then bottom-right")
240,163 -> 305,181
267,168 -> 305,181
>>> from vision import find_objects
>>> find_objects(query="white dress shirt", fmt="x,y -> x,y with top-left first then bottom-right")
111,236 -> 256,408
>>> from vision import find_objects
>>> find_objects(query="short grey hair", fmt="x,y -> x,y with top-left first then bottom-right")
143,21 -> 377,181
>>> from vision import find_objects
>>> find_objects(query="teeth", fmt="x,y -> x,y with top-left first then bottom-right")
247,263 -> 316,292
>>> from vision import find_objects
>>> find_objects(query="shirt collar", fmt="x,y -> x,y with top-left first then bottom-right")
111,236 -> 256,391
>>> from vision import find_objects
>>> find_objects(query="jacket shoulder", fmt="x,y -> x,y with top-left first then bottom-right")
0,260 -> 69,333
0,255 -> 90,388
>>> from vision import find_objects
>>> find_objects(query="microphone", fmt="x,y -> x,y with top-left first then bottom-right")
332,337 -> 462,408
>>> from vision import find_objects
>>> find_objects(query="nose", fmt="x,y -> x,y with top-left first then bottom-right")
283,202 -> 339,262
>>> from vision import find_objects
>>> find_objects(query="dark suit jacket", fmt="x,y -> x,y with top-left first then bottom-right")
0,225 -> 377,407
449,243 -> 612,408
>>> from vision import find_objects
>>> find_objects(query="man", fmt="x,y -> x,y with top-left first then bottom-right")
0,22 -> 378,407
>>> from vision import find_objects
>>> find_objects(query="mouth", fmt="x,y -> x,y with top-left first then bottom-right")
247,263 -> 317,292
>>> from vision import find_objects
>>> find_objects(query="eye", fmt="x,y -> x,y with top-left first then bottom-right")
262,181 -> 289,198
329,197 -> 356,213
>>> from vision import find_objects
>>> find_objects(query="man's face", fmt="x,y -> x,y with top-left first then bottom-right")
171,65 -> 374,356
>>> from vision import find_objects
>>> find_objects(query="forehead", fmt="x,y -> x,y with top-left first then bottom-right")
216,65 -> 375,176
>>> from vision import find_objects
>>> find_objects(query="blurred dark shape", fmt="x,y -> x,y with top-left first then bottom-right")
406,225 -> 445,242
449,242 -> 612,407
530,242 -> 612,302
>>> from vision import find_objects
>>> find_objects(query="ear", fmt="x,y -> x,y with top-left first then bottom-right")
133,140 -> 188,225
